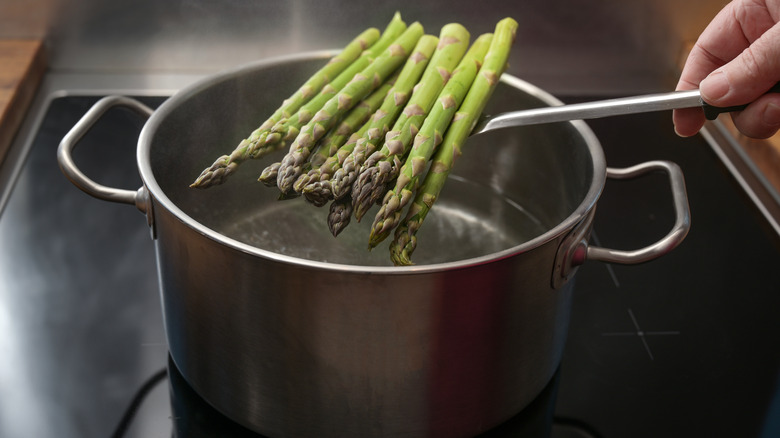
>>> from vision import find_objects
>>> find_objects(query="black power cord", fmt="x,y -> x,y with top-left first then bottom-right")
109,368 -> 169,438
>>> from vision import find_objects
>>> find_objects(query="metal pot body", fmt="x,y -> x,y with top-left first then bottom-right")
154,205 -> 573,437
58,52 -> 689,437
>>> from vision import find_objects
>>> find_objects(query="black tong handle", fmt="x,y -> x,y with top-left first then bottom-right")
702,82 -> 780,120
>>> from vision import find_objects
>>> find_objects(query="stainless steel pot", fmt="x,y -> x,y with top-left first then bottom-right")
58,51 -> 690,438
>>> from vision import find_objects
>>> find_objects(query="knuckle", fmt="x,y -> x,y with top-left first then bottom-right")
737,46 -> 767,83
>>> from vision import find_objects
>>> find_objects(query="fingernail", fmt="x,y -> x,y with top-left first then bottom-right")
674,126 -> 693,138
763,103 -> 780,127
700,70 -> 730,103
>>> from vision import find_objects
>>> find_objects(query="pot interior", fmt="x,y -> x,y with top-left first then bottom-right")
143,54 -> 604,267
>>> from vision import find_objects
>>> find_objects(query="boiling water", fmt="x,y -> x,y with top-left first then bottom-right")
216,176 -> 550,266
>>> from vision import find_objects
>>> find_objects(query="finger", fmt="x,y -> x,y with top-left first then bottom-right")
700,22 -> 780,106
674,0 -> 780,137
676,1 -> 750,91
673,107 -> 706,137
730,92 -> 780,138
676,0 -> 779,91
673,1 -> 750,137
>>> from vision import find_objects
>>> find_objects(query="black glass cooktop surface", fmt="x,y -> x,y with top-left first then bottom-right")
0,95 -> 778,438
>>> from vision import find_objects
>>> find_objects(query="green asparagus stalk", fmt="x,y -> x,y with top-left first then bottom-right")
299,130 -> 365,205
254,15 -> 408,187
391,18 -> 518,265
259,26 -> 382,131
301,33 -> 440,207
275,22 -> 425,194
349,24 -> 473,221
191,13 -> 406,188
304,72 -> 397,173
368,32 -> 494,249
267,15 -> 405,148
292,76 -> 390,207
190,27 -> 381,189
257,91 -> 381,190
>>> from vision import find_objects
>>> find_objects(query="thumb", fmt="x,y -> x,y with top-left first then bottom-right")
700,22 -> 780,106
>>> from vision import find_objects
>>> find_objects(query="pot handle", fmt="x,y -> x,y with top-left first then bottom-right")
588,160 -> 691,264
553,160 -> 690,288
57,95 -> 154,215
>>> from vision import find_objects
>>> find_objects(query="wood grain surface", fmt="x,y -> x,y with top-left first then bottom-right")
0,39 -> 46,164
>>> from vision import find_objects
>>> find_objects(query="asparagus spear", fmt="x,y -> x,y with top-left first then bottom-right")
265,16 -> 403,150
327,196 -> 353,236
191,14 -> 406,188
275,22 -> 425,194
368,32 -> 494,249
258,162 -> 282,187
303,72 -> 397,175
256,85 -> 379,189
190,27 -> 381,189
349,24 -> 472,220
292,79 -> 395,207
255,16 -> 408,187
259,26 -> 381,131
261,87 -> 382,191
391,18 -> 518,265
299,130 -> 365,205
301,33 -> 440,207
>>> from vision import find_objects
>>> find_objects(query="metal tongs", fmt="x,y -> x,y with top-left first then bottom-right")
472,84 -> 780,135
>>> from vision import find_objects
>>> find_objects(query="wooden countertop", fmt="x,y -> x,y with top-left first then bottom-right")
0,39 -> 46,164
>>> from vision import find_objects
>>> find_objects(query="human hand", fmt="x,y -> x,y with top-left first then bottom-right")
674,0 -> 780,138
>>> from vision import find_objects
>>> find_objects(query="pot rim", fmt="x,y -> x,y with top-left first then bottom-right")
137,50 -> 607,274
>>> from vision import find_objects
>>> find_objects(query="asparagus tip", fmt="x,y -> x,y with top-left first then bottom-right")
190,155 -> 237,189
258,162 -> 281,187
327,198 -> 352,237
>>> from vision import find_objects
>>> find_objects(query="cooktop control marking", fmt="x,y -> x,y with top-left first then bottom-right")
602,308 -> 680,360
